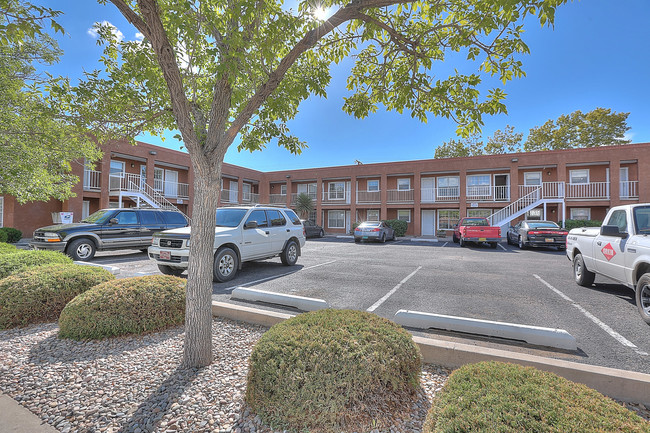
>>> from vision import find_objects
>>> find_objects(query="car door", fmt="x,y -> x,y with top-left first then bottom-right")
101,210 -> 141,247
266,209 -> 289,253
241,210 -> 271,260
593,209 -> 628,282
138,210 -> 165,245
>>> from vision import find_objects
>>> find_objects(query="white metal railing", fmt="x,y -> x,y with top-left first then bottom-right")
488,187 -> 541,227
108,174 -> 187,218
421,187 -> 461,202
269,194 -> 287,204
466,185 -> 510,202
83,169 -> 101,190
242,192 -> 259,204
519,182 -> 565,199
387,189 -> 414,203
221,189 -> 238,203
292,192 -> 317,204
322,190 -> 351,204
357,190 -> 381,203
153,179 -> 189,198
566,182 -> 609,200
620,181 -> 638,199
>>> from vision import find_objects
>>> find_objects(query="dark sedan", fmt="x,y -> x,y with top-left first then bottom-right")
301,220 -> 324,238
506,220 -> 568,250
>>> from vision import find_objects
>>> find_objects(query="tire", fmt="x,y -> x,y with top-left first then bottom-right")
281,240 -> 299,266
354,238 -> 360,243
490,242 -> 498,249
213,247 -> 238,282
506,234 -> 512,245
158,264 -> 184,277
67,238 -> 96,261
380,233 -> 386,243
635,273 -> 650,325
573,253 -> 595,287
319,229 -> 324,238
452,233 -> 459,243
518,236 -> 527,250
459,237 -> 466,247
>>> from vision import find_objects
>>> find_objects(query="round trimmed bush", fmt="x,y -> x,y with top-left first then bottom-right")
58,275 -> 186,340
246,309 -> 422,432
423,361 -> 650,433
0,250 -> 72,279
0,227 -> 22,243
0,264 -> 115,329
0,243 -> 18,255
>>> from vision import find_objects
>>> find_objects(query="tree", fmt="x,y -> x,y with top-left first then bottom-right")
74,0 -> 568,366
0,1 -> 100,203
484,125 -> 523,154
434,125 -> 522,158
295,193 -> 314,219
523,108 -> 631,151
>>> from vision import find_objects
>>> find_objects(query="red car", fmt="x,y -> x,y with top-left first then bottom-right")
452,217 -> 501,249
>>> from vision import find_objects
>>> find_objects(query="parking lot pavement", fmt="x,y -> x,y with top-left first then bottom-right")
90,238 -> 650,374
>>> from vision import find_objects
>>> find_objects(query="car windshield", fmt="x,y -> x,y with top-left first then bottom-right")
528,222 -> 560,229
633,206 -> 650,234
215,208 -> 248,227
463,218 -> 488,226
80,209 -> 113,224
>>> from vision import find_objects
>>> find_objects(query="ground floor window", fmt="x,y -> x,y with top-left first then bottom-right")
0,197 -> 3,227
467,209 -> 492,218
328,210 -> 345,228
571,208 -> 591,220
397,209 -> 411,223
307,210 -> 317,223
438,209 -> 459,230
366,209 -> 380,221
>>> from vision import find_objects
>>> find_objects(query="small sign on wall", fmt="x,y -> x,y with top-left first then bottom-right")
471,202 -> 479,208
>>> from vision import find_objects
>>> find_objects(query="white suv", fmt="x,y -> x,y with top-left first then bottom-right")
148,205 -> 306,282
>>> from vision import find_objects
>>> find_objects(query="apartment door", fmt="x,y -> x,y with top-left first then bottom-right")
620,167 -> 629,198
82,201 -> 90,220
164,170 -> 178,197
421,178 -> 435,203
494,174 -> 509,201
421,210 -> 435,236
140,165 -> 147,189
345,211 -> 351,233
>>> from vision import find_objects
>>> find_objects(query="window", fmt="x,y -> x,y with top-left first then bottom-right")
297,183 -> 317,198
467,175 -> 490,186
0,197 -> 3,227
606,210 -> 627,233
110,160 -> 125,176
280,184 -> 287,195
154,167 -> 164,191
328,182 -> 345,200
524,172 -> 542,186
113,211 -> 138,225
397,178 -> 411,190
633,206 -> 650,234
308,210 -> 317,223
161,212 -> 188,226
437,176 -> 460,197
284,209 -> 302,225
570,169 -> 589,184
245,210 -> 268,228
328,210 -> 345,228
242,183 -> 252,201
467,209 -> 492,218
366,210 -> 380,221
139,210 -> 162,225
397,210 -> 411,223
438,210 -> 460,230
267,210 -> 286,226
367,180 -> 379,192
570,208 -> 591,221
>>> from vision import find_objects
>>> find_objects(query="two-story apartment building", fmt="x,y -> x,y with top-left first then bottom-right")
2,141 -> 648,238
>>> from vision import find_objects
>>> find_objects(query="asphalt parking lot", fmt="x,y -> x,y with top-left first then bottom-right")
92,237 -> 650,374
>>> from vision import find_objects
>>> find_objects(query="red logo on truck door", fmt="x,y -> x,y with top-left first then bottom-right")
601,243 -> 616,261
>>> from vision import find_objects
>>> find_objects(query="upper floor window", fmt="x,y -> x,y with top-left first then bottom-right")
437,176 -> 459,197
570,169 -> 589,184
280,184 -> 287,195
524,172 -> 542,186
467,174 -> 490,186
397,178 -> 411,190
328,182 -> 345,200
110,160 -> 125,177
367,180 -> 379,192
242,183 -> 252,201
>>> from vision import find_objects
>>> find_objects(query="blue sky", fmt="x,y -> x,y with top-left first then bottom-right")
42,0 -> 650,172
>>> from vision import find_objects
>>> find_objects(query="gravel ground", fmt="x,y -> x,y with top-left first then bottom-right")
0,319 -> 451,433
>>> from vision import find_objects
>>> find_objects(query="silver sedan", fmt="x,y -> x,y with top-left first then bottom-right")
354,221 -> 395,243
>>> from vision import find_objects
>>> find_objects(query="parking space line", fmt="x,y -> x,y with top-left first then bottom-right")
367,266 -> 422,313
497,243 -> 508,252
442,242 -> 448,247
533,274 -> 648,356
221,260 -> 338,291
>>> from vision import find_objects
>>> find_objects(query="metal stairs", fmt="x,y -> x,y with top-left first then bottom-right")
487,184 -> 565,228
114,176 -> 190,222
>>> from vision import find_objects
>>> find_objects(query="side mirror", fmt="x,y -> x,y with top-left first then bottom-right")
244,221 -> 258,229
509,225 -> 515,229
109,218 -> 119,225
600,225 -> 628,238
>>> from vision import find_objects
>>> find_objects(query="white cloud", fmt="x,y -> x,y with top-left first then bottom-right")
135,32 -> 144,42
87,20 -> 124,42
624,131 -> 635,142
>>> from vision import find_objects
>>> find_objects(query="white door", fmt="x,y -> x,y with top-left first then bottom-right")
230,180 -> 238,203
82,201 -> 90,220
164,170 -> 178,197
620,167 -> 629,198
421,178 -> 435,202
421,210 -> 435,236
140,165 -> 147,189
345,211 -> 351,233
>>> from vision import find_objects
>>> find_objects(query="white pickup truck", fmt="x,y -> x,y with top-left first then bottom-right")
566,204 -> 650,324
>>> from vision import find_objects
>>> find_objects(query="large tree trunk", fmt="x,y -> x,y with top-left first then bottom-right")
183,153 -> 222,367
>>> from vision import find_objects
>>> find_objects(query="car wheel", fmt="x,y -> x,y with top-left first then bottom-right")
354,238 -> 361,243
518,236 -> 527,250
506,234 -> 512,245
67,238 -> 96,261
635,273 -> 650,325
459,237 -> 465,247
452,233 -> 459,243
490,242 -> 498,249
573,253 -> 595,287
158,264 -> 184,277
213,247 -> 238,282
281,240 -> 299,266
381,233 -> 386,243
319,229 -> 324,238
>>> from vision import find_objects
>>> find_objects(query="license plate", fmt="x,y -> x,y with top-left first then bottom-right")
159,250 -> 171,260
479,237 -> 486,241
545,238 -> 554,243
363,236 -> 368,239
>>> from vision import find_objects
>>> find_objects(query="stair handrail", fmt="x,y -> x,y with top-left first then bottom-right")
487,186 -> 541,226
126,178 -> 191,223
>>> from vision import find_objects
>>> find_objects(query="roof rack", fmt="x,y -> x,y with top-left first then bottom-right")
254,203 -> 289,208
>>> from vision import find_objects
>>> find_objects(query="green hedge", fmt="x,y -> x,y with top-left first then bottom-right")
0,231 -> 6,244
0,264 -> 115,329
384,219 -> 408,237
0,243 -> 18,255
58,275 -> 186,340
560,219 -> 603,231
0,227 -> 22,243
424,361 -> 650,433
0,250 -> 72,279
246,309 -> 422,432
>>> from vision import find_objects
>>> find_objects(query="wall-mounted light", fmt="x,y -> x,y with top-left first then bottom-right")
131,163 -> 135,168
271,185 -> 274,189
511,158 -> 518,163
547,171 -> 551,175
149,150 -> 157,155
285,175 -> 291,179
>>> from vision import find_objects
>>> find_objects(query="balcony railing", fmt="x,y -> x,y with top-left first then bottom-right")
421,187 -> 460,203
566,182 -> 609,200
220,189 -> 238,203
620,181 -> 639,199
110,174 -> 189,199
291,192 -> 317,204
387,189 -> 414,203
465,185 -> 510,202
322,190 -> 351,204
241,192 -> 259,204
83,169 -> 101,191
356,190 -> 381,203
269,194 -> 287,204
519,182 -> 565,200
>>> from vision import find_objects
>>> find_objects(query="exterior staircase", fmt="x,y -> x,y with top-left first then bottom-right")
110,174 -> 190,222
487,182 -> 566,229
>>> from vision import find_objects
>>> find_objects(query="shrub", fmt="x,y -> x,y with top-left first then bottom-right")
58,275 -> 186,340
0,264 -> 115,329
560,219 -> 603,231
384,219 -> 408,237
0,231 -> 7,243
0,227 -> 22,243
423,361 -> 650,433
0,250 -> 72,279
246,309 -> 422,432
0,243 -> 18,255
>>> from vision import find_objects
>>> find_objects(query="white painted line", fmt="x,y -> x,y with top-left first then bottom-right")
367,266 -> 422,312
336,235 -> 354,239
135,272 -> 157,276
533,274 -> 648,356
411,238 -> 439,243
394,310 -> 577,351
497,243 -> 508,251
442,242 -> 449,247
231,287 -> 329,311
221,260 -> 338,291
73,261 -> 120,275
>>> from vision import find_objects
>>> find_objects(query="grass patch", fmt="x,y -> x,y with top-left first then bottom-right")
423,361 -> 650,433
58,275 -> 186,340
246,309 -> 422,432
0,264 -> 115,329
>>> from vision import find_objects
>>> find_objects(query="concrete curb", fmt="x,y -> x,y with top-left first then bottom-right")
0,394 -> 58,433
73,261 -> 121,275
395,310 -> 577,351
231,287 -> 329,311
211,301 -> 650,406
